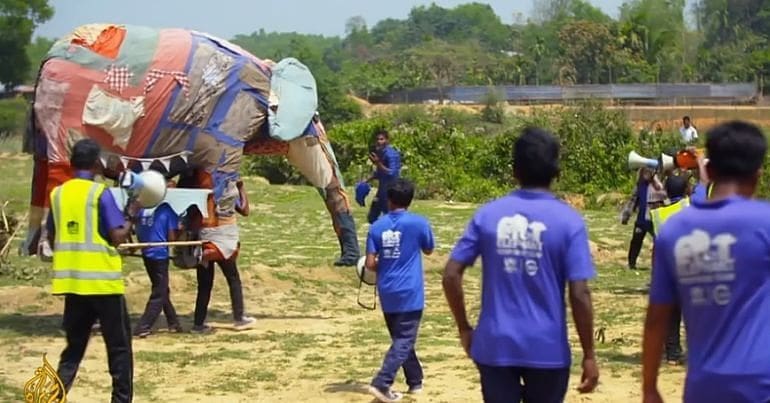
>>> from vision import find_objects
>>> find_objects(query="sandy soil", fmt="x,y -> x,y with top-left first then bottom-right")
0,257 -> 684,403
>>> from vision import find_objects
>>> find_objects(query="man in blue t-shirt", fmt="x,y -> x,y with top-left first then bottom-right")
643,121 -> 770,403
366,178 -> 435,403
133,202 -> 182,337
627,168 -> 663,269
366,130 -> 401,224
443,128 -> 599,403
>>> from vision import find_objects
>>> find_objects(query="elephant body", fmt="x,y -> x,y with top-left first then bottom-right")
23,23 -> 360,264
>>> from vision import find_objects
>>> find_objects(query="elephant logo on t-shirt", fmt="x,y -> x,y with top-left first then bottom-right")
381,229 -> 402,259
673,229 -> 737,306
496,214 -> 547,258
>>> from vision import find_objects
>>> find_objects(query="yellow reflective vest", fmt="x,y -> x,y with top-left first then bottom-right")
651,197 -> 691,236
50,178 -> 124,295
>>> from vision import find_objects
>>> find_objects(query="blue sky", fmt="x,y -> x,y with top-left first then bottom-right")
35,0 -> 639,39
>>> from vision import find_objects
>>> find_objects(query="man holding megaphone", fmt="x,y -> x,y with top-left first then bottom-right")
623,167 -> 664,270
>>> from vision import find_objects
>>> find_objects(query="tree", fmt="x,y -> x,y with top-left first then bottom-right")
345,16 -> 367,35
558,21 -> 616,84
26,36 -> 55,82
618,0 -> 688,82
407,40 -> 480,103
0,0 -> 53,89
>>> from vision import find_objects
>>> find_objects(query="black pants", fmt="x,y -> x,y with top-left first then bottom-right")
135,257 -> 179,332
367,194 -> 388,224
628,220 -> 654,268
666,306 -> 683,360
57,294 -> 133,403
194,258 -> 245,326
476,364 -> 570,403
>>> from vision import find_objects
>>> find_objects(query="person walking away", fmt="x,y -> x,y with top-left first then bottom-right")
47,139 -> 135,402
366,178 -> 435,403
132,201 -> 183,337
642,121 -> 770,403
442,128 -> 599,403
366,130 -> 401,224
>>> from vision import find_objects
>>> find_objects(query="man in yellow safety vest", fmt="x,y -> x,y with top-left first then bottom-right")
650,175 -> 691,364
45,139 -> 137,402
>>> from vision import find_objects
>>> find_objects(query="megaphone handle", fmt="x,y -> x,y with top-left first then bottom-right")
356,278 -> 377,311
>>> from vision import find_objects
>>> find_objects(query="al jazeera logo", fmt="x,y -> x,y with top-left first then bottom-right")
23,353 -> 66,403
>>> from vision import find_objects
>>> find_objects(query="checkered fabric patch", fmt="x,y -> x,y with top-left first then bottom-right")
144,69 -> 190,97
103,65 -> 134,94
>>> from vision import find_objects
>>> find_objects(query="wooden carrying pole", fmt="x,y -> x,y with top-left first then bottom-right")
116,240 -> 209,250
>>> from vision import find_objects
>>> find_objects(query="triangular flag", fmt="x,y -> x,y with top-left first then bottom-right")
140,160 -> 151,170
99,156 -> 108,168
160,158 -> 171,171
180,153 -> 189,164
119,157 -> 130,169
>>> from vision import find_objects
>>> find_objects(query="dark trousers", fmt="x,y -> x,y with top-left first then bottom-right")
666,306 -> 683,360
194,257 -> 245,326
628,220 -> 654,268
57,294 -> 133,403
135,257 -> 179,332
367,194 -> 388,224
372,310 -> 423,389
476,364 -> 570,403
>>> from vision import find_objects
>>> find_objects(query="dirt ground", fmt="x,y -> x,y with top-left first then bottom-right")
0,257 -> 684,402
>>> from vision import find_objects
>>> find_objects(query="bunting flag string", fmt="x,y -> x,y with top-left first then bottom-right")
100,150 -> 192,172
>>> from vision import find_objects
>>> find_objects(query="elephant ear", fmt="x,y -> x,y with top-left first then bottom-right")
267,57 -> 318,142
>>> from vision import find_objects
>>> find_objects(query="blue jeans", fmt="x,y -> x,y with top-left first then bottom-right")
476,364 -> 570,403
372,310 -> 423,389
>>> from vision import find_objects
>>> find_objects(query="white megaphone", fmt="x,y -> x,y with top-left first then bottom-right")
118,169 -> 167,208
628,151 -> 675,172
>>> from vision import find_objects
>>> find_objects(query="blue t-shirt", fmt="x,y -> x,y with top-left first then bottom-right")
366,210 -> 435,313
691,183 -> 708,203
135,203 -> 178,260
650,196 -> 770,403
374,145 -> 401,196
449,189 -> 596,368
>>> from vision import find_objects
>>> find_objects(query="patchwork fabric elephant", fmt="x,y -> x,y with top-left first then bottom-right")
22,23 -> 360,266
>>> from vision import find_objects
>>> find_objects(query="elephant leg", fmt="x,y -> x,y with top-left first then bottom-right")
286,134 -> 360,266
320,183 -> 360,266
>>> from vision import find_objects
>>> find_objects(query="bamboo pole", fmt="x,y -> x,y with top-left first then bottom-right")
116,240 -> 209,250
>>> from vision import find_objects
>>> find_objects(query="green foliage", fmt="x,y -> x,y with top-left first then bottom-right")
245,102 -> 694,204
480,89 -> 504,124
0,0 -> 53,89
0,97 -> 28,138
25,36 -> 54,83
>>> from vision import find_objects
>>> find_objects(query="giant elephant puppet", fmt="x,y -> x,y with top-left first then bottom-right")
20,23 -> 361,266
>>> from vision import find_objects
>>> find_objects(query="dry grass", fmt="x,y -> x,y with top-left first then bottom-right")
0,143 -> 682,402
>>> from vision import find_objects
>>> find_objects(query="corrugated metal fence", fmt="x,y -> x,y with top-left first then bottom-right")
372,83 -> 759,104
